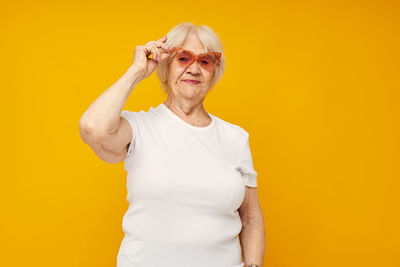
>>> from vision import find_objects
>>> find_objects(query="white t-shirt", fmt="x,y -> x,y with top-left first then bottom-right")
117,102 -> 258,267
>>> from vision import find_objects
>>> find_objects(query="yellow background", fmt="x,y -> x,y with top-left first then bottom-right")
1,0 -> 399,266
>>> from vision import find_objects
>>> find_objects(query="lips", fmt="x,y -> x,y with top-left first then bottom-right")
183,79 -> 201,84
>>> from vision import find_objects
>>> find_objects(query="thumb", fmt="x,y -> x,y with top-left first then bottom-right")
159,52 -> 170,62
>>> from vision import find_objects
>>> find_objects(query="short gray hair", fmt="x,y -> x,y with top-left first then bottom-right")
155,22 -> 225,94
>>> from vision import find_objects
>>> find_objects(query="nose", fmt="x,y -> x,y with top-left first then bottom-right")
186,59 -> 201,75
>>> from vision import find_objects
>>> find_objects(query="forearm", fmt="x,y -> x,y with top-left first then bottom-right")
80,65 -> 144,137
239,215 -> 265,267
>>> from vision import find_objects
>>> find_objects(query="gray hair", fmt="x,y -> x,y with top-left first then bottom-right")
155,22 -> 225,94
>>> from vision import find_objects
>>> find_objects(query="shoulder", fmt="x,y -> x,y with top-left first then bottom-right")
211,114 -> 249,140
121,105 -> 158,123
121,105 -> 156,117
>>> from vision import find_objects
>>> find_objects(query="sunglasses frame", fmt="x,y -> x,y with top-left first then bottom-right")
168,47 -> 222,70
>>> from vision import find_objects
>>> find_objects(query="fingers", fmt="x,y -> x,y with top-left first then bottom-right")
142,44 -> 154,58
157,35 -> 167,43
142,44 -> 157,61
149,43 -> 160,62
142,37 -> 170,63
146,39 -> 169,50
146,44 -> 169,62
149,41 -> 170,52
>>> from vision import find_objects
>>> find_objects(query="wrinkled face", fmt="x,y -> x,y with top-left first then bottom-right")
166,31 -> 215,100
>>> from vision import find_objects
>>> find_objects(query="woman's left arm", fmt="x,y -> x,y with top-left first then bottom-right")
238,186 -> 265,267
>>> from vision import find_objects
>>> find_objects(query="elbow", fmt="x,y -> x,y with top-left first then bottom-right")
79,118 -> 97,143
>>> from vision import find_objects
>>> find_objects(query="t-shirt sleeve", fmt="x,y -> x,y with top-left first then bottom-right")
237,132 -> 258,187
120,110 -> 141,171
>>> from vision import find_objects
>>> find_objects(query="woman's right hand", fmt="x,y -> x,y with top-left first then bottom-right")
131,36 -> 170,81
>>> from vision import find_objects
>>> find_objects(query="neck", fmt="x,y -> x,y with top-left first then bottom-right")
163,97 -> 211,126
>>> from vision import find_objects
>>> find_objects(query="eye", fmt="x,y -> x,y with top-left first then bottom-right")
201,55 -> 214,65
179,57 -> 188,61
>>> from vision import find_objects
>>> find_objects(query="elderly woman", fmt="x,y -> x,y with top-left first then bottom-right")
79,22 -> 265,267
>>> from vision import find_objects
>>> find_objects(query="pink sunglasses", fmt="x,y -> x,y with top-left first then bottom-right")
168,47 -> 222,71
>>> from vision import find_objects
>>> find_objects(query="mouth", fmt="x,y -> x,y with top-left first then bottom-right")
182,79 -> 201,84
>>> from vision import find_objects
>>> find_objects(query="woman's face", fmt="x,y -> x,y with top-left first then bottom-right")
166,31 -> 214,101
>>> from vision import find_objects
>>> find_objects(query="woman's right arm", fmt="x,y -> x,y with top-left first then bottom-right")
79,65 -> 144,163
79,36 -> 170,163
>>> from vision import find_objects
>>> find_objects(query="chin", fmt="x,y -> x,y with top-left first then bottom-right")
180,87 -> 202,97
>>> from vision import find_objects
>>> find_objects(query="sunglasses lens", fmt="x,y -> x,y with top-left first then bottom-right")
199,55 -> 217,70
176,50 -> 193,66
